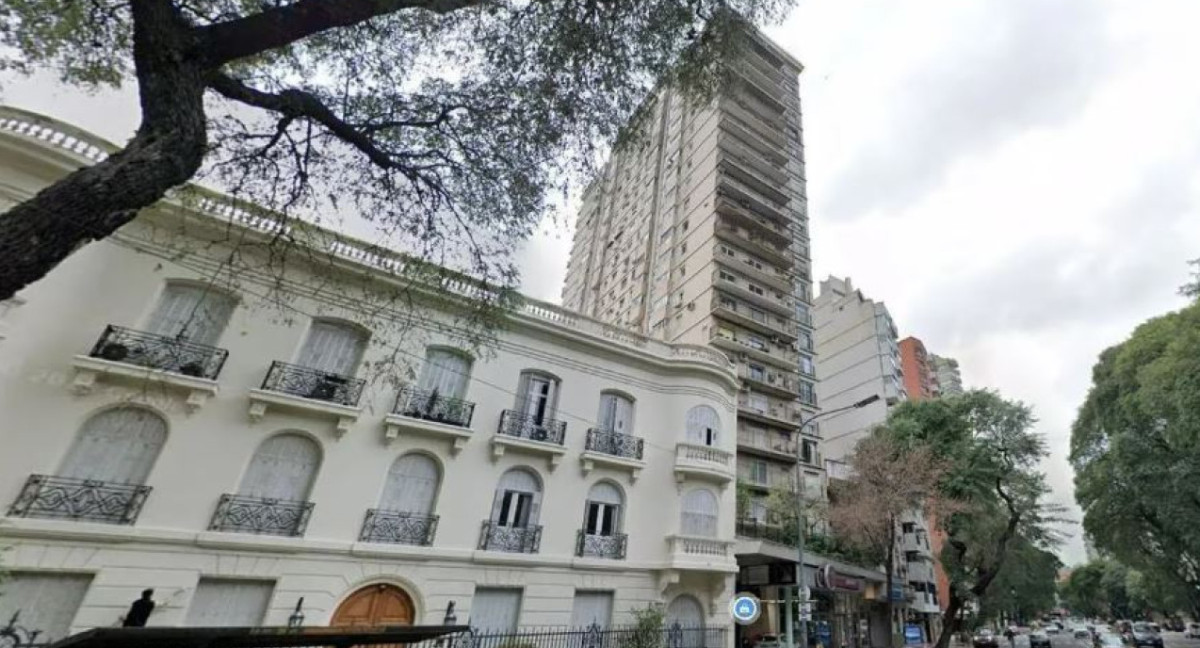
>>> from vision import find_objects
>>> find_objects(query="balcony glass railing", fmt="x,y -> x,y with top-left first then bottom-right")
88,324 -> 228,379
261,361 -> 365,406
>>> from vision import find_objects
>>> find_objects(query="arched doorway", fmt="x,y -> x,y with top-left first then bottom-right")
331,584 -> 415,627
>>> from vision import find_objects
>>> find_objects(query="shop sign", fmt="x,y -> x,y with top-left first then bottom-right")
815,564 -> 863,592
890,583 -> 906,602
904,624 -> 925,646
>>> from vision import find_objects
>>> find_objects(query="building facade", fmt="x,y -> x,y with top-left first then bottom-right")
928,355 -> 963,397
897,337 -> 936,402
0,108 -> 741,644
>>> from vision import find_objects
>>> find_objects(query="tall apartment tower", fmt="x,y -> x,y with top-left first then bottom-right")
929,354 -> 963,397
561,30 -> 823,516
898,337 -> 937,401
811,276 -> 904,461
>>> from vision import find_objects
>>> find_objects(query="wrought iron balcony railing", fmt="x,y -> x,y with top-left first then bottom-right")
89,325 -> 228,379
576,530 -> 628,559
359,509 -> 438,546
7,474 -> 151,525
585,428 -> 644,460
208,493 -> 313,536
261,360 -> 365,407
497,410 -> 566,445
478,521 -> 542,553
393,385 -> 475,428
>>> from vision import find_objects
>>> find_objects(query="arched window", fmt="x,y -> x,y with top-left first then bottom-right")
597,391 -> 634,434
666,594 -> 704,629
59,408 -> 167,484
380,454 -> 440,515
146,282 -> 235,345
418,348 -> 472,399
686,405 -> 720,446
516,371 -> 560,425
583,482 -> 623,537
680,488 -> 718,537
239,433 -> 321,501
297,320 -> 367,375
490,468 -> 542,528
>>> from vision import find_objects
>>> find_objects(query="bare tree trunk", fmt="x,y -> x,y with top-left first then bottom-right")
0,0 -> 207,301
935,593 -> 965,648
886,519 -> 896,648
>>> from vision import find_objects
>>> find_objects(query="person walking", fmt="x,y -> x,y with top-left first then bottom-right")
122,589 -> 156,627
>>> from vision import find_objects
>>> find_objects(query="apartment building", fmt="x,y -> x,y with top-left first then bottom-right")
0,108 -> 740,645
813,278 -> 942,640
929,355 -> 963,397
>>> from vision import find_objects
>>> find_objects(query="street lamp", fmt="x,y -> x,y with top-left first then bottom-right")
288,597 -> 305,629
793,393 -> 880,648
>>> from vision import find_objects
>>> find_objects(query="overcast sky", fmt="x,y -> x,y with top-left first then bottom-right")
4,0 -> 1199,566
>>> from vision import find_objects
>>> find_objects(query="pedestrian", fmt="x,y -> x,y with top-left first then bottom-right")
122,589 -> 156,627
1003,627 -> 1015,648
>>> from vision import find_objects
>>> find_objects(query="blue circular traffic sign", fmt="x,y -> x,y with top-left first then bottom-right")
729,592 -> 761,625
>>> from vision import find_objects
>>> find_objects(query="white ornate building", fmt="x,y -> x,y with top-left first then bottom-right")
0,107 -> 741,644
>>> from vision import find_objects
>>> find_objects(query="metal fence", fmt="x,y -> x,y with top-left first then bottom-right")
424,625 -> 725,648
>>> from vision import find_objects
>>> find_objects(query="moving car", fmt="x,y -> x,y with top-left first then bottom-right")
1046,627 -> 1060,636
1029,631 -> 1051,648
1094,634 -> 1126,648
974,629 -> 1000,648
1129,623 -> 1163,648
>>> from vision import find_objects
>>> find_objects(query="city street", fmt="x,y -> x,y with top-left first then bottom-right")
994,633 -> 1200,648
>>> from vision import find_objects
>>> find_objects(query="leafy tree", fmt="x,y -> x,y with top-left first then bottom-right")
886,390 -> 1063,648
1059,562 -> 1107,619
0,0 -> 796,301
1070,301 -> 1200,618
976,538 -> 1061,625
827,430 -> 951,647
1181,258 -> 1199,301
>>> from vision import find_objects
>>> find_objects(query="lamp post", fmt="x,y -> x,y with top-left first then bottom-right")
792,393 -> 881,648
288,598 -> 305,629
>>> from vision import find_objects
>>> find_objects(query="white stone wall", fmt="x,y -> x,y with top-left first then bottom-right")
0,113 -> 742,640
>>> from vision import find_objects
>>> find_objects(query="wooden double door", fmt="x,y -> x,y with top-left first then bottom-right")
331,584 -> 415,627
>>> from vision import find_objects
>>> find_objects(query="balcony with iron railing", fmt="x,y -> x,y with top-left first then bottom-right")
478,521 -> 542,554
576,530 -> 628,560
70,325 -> 229,410
714,221 -> 793,269
580,428 -> 646,481
208,494 -> 313,537
7,474 -> 152,525
737,391 -> 803,429
359,509 -> 438,546
673,442 -> 735,485
492,410 -> 568,470
248,361 -> 367,436
383,385 -> 476,453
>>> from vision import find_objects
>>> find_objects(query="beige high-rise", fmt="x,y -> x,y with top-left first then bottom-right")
562,30 -> 822,522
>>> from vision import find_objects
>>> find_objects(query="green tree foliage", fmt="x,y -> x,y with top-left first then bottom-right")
0,0 -> 796,301
976,538 -> 1061,625
1070,301 -> 1200,618
1181,258 -> 1199,301
1058,560 -> 1191,621
622,604 -> 667,648
887,390 -> 1063,648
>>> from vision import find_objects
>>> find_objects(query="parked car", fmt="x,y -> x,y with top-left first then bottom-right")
1029,631 -> 1052,648
1074,628 -> 1093,640
1147,623 -> 1161,634
753,635 -> 794,648
974,629 -> 1000,648
1094,634 -> 1126,648
1130,623 -> 1163,648
1046,626 -> 1061,636
1185,623 -> 1200,639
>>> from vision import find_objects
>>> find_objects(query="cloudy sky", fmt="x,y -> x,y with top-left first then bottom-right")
4,0 -> 1199,565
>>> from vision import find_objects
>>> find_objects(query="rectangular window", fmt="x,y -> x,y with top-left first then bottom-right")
570,591 -> 614,629
748,393 -> 768,413
748,284 -> 764,296
0,573 -> 91,642
748,364 -> 766,381
517,373 -> 559,424
750,307 -> 766,323
748,335 -> 766,350
585,502 -> 619,536
498,491 -> 533,528
147,283 -> 235,345
185,579 -> 274,627
719,271 -> 736,282
470,588 -> 522,632
298,321 -> 367,375
749,497 -> 768,523
901,522 -> 916,534
720,296 -> 737,310
749,460 -> 768,484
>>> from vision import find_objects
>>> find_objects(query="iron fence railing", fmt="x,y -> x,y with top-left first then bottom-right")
7,474 -> 151,525
575,530 -> 628,559
478,521 -> 542,554
423,624 -> 725,648
208,493 -> 313,536
497,410 -> 566,445
260,360 -> 365,406
359,509 -> 438,546
394,385 -> 475,428
585,429 -> 644,460
89,324 -> 228,379
0,610 -> 50,648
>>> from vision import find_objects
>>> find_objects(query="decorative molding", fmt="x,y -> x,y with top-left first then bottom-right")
489,434 -> 566,471
382,414 -> 472,455
579,451 -> 644,483
246,388 -> 361,438
69,355 -> 219,413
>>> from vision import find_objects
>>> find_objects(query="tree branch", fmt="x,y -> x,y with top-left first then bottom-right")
198,0 -> 485,66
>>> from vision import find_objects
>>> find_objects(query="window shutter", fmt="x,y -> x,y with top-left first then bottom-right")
418,349 -> 470,399
680,488 -> 718,537
185,580 -> 273,627
493,469 -> 540,525
239,434 -> 320,501
570,591 -> 614,629
297,322 -> 365,375
597,394 -> 617,430
379,454 -> 439,514
0,573 -> 92,641
666,595 -> 704,629
59,408 -> 167,484
469,588 -> 522,632
685,405 -> 720,446
147,284 -> 234,345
